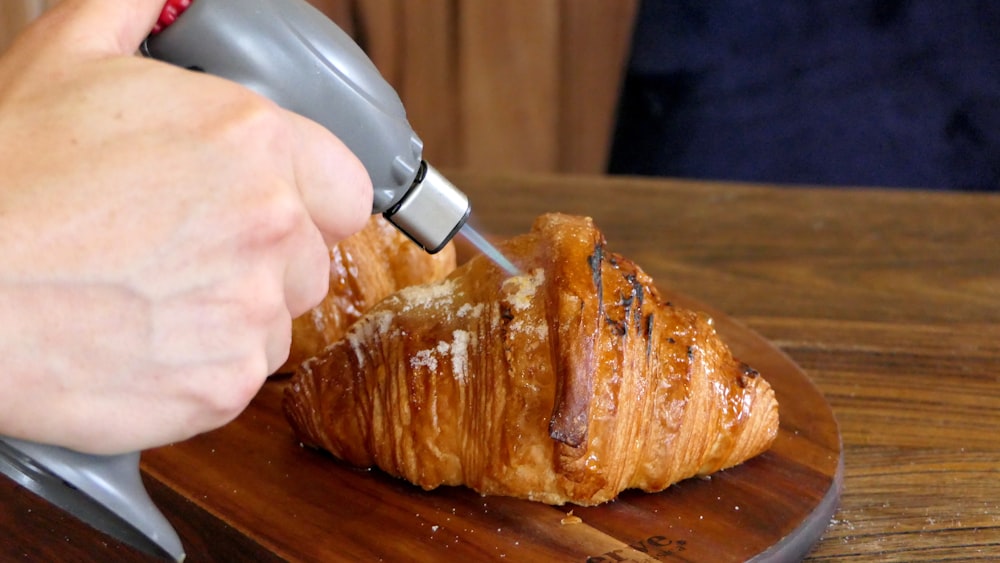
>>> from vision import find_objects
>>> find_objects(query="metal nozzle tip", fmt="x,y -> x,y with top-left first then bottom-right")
384,163 -> 469,253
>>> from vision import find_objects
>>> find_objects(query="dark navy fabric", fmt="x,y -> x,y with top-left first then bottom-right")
608,1 -> 1000,191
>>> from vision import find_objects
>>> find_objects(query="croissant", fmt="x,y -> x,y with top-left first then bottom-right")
283,213 -> 778,506
280,215 -> 456,373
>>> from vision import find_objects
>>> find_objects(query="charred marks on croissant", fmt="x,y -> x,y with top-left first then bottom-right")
500,304 -> 514,322
498,302 -> 516,357
587,242 -> 604,313
601,264 -> 649,343
645,313 -> 654,358
737,362 -> 760,388
605,317 -> 627,336
626,273 -> 645,328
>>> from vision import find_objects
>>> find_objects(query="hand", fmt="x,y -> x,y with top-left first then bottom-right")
0,0 -> 373,454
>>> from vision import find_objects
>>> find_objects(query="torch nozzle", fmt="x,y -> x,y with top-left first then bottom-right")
383,163 -> 469,254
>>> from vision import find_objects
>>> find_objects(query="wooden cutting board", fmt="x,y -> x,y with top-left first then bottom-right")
137,289 -> 842,562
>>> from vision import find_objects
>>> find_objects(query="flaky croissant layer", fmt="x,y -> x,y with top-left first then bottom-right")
284,213 -> 778,506
280,215 -> 456,373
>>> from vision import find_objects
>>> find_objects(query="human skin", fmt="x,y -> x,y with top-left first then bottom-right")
0,0 -> 373,454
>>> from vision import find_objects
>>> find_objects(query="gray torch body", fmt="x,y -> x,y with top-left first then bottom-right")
142,0 -> 468,253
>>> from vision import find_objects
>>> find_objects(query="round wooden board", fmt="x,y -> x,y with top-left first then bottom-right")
140,290 -> 842,562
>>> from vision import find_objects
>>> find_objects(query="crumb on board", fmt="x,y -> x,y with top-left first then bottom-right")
561,510 -> 583,525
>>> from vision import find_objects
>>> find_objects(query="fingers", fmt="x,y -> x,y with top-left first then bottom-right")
282,215 -> 332,320
264,312 -> 294,376
33,0 -> 165,57
286,110 -> 374,246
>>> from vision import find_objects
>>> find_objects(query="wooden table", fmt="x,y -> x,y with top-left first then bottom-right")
2,173 -> 998,560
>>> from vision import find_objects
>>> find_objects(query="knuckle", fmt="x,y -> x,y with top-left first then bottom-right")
205,87 -> 292,158
244,191 -> 310,249
199,358 -> 267,424
237,272 -> 287,325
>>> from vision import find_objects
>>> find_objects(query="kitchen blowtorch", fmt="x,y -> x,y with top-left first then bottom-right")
0,0 -> 518,559
144,0 -> 519,273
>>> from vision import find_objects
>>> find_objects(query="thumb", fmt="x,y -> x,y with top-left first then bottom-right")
38,0 -> 169,57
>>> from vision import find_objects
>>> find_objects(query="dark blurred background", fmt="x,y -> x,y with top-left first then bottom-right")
608,1 -> 1000,191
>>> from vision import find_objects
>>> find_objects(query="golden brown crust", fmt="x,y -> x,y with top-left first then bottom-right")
279,215 -> 456,373
283,213 -> 779,505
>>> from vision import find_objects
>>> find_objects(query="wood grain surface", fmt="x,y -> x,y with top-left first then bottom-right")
2,173 -> 997,561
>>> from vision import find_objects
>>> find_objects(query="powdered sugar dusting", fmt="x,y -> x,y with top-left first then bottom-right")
503,268 -> 544,312
511,316 -> 548,340
309,306 -> 327,331
411,348 -> 438,371
347,310 -> 394,368
345,277 -> 461,371
502,269 -> 548,340
409,330 -> 473,384
450,330 -> 470,382
457,303 -> 483,319
393,278 -> 458,313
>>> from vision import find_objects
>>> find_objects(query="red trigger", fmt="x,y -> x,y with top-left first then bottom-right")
152,0 -> 194,34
